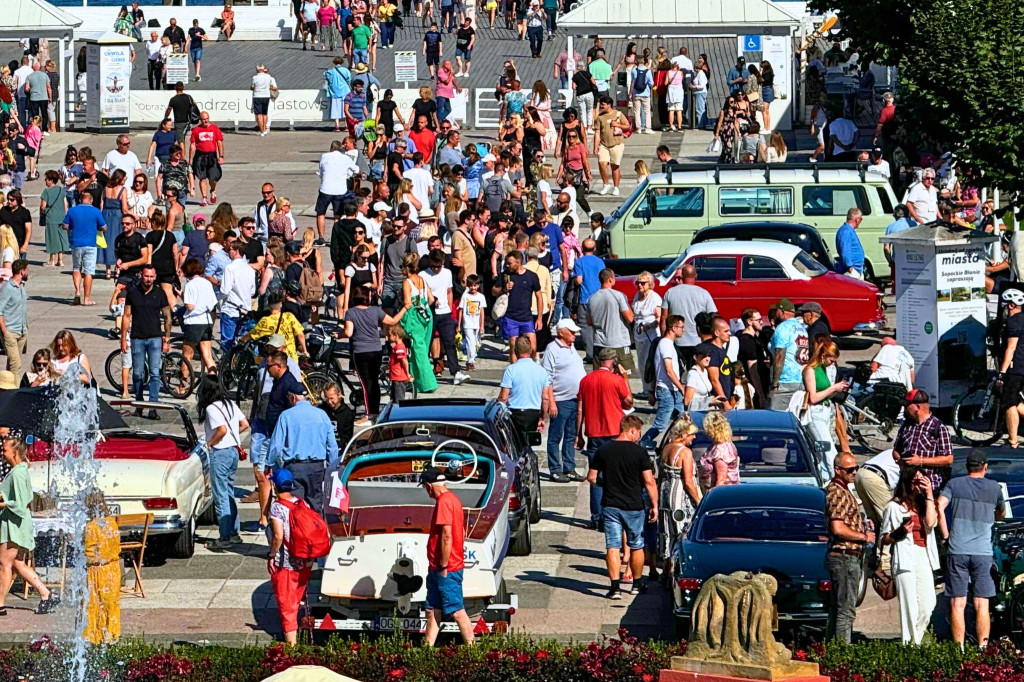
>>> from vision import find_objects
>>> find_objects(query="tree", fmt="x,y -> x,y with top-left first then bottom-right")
811,0 -> 1024,210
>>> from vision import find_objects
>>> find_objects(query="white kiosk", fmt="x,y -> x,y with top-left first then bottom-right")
881,224 -> 996,408
83,32 -> 135,133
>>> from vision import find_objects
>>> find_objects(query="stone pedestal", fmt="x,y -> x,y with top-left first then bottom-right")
659,660 -> 828,682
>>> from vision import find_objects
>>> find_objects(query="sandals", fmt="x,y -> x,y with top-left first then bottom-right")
1010,438 -> 1020,449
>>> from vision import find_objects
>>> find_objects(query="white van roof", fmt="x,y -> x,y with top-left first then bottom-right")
649,162 -> 886,186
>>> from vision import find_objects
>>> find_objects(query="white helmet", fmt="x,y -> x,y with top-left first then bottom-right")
1002,289 -> 1024,306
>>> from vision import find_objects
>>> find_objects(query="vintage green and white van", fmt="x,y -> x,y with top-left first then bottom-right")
602,163 -> 900,278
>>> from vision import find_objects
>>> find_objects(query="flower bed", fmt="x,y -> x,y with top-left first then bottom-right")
4,634 -> 1024,682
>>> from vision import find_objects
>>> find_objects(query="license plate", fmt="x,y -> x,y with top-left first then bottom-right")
374,616 -> 427,632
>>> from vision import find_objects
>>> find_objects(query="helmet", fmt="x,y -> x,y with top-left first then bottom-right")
1002,289 -> 1024,306
284,280 -> 302,298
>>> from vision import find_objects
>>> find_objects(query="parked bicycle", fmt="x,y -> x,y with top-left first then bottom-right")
835,361 -> 907,453
301,323 -> 404,412
104,340 -> 222,400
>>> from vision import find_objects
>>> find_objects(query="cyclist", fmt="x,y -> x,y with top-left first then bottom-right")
998,288 -> 1024,448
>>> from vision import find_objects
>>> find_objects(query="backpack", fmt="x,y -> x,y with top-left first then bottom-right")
187,96 -> 201,126
644,336 -> 659,385
298,262 -> 324,306
483,176 -> 506,213
632,67 -> 649,95
285,498 -> 331,560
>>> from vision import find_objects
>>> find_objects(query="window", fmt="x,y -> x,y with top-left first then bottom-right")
802,186 -> 872,216
876,186 -> 894,214
719,187 -> 793,216
696,508 -> 828,543
688,256 -> 736,281
792,251 -> 828,277
741,255 -> 788,280
649,187 -> 705,218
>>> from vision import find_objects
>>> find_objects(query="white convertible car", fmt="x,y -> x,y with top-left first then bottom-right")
29,400 -> 213,558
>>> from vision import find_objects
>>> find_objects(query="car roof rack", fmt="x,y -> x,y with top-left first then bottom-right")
659,162 -> 869,186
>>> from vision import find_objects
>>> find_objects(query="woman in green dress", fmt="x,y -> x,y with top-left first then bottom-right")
0,435 -> 59,615
399,252 -> 438,394
40,170 -> 69,267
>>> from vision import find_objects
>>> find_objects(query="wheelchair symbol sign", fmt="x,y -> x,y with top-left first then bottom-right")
743,35 -> 762,51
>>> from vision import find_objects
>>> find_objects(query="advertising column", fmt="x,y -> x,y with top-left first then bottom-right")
86,42 -> 132,132
934,243 -> 989,406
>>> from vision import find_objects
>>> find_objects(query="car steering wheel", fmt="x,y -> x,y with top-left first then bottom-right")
431,439 -> 478,485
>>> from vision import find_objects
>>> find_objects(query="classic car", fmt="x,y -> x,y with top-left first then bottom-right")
672,484 -> 836,638
690,222 -> 836,273
612,241 -> 886,334
28,400 -> 212,559
377,398 -> 542,556
314,421 -> 518,635
673,410 -> 831,487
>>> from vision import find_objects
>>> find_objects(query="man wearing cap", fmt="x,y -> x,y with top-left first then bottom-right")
768,298 -> 808,409
499,336 -> 553,434
317,140 -> 358,243
660,264 -> 717,373
727,56 -> 747,96
939,449 -> 1005,648
867,147 -> 891,180
894,388 -> 953,537
835,208 -> 865,280
267,371 -> 339,516
541,318 -> 587,482
266,467 -> 314,647
420,467 -> 475,645
799,301 -> 831,345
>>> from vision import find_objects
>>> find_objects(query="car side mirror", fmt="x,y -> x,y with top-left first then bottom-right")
526,432 -> 542,447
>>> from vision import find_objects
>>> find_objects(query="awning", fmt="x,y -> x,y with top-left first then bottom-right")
559,0 -> 800,35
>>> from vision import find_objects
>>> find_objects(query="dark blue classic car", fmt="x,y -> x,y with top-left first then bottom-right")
671,484 -> 835,637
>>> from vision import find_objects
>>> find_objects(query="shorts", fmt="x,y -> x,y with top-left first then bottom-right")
501,316 -> 536,339
667,101 -> 684,112
315,191 -> 344,217
253,97 -> 270,116
304,20 -> 317,34
156,272 -> 180,289
594,345 -> 636,372
71,246 -> 97,276
456,47 -> 472,61
602,507 -> 645,550
182,323 -> 213,344
426,51 -> 440,67
250,430 -> 271,467
192,151 -> 222,182
189,47 -> 203,62
484,0 -> 497,8
598,143 -> 625,166
425,569 -> 465,615
1001,373 -> 1024,411
945,553 -> 996,598
116,273 -> 141,289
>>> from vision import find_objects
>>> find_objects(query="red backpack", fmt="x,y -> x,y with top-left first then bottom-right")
285,498 -> 331,560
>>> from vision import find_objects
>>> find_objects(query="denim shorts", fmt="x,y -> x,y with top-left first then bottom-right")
602,507 -> 645,550
425,569 -> 465,615
190,48 -> 203,62
250,430 -> 271,468
501,316 -> 535,339
456,47 -> 472,61
71,246 -> 97,276
945,553 -> 996,598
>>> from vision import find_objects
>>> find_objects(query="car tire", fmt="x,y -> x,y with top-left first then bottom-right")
673,615 -> 691,640
199,499 -> 217,526
509,517 -> 533,556
169,515 -> 196,559
529,474 -> 542,524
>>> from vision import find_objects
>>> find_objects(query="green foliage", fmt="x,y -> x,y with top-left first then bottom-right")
806,639 -> 979,682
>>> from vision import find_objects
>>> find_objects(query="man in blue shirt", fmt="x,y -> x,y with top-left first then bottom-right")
324,57 -> 351,132
499,336 -> 553,435
61,190 -> 106,306
835,208 -> 865,279
572,237 -> 605,361
268,368 -> 339,516
726,56 -> 747,96
767,299 -> 808,410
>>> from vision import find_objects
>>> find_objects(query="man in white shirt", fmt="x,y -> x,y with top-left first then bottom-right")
102,135 -> 143,177
315,139 -> 357,242
868,336 -> 915,390
13,57 -> 33,127
404,152 -> 433,218
218,241 -> 257,351
554,190 -> 579,235
419,249 -> 468,385
146,32 -> 163,90
670,47 -> 694,74
866,146 -> 891,180
905,168 -> 938,224
824,115 -> 858,161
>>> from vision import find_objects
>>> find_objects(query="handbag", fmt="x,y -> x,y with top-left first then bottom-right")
211,402 -> 247,461
269,85 -> 280,101
871,567 -> 896,600
492,293 -> 509,320
706,138 -> 722,154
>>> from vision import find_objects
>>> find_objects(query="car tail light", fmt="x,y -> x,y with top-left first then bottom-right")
143,497 -> 177,510
508,607 -> 516,615
818,579 -> 833,592
508,481 -> 521,511
677,578 -> 703,591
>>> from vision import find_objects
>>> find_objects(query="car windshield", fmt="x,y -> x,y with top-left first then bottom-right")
696,507 -> 828,542
660,253 -> 688,280
105,401 -> 191,441
792,251 -> 828,277
690,433 -> 810,475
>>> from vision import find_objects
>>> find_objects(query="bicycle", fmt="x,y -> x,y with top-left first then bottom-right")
302,324 -> 403,411
836,362 -> 906,453
952,374 -> 1007,447
104,347 -> 196,400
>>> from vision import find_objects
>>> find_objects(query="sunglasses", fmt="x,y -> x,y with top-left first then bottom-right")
262,190 -> 274,195
355,230 -> 365,235
34,362 -> 47,369
837,465 -> 859,473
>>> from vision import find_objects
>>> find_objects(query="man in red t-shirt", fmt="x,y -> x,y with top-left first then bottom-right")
421,467 -> 474,645
576,347 -> 633,529
407,114 -> 437,165
188,110 -> 225,205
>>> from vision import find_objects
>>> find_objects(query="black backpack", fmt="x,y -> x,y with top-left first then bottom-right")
643,335 -> 660,385
632,67 -> 649,95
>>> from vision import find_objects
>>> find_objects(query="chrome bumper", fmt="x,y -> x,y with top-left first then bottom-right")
120,515 -> 186,535
853,321 -> 883,333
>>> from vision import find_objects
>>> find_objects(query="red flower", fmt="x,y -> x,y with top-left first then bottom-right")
853,675 -> 865,682
387,668 -> 406,680
350,643 -> 362,652
643,675 -> 655,682
795,650 -> 808,661
536,650 -> 550,661
634,663 -> 646,674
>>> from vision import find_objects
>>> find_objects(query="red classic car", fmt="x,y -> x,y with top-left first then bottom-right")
611,241 -> 885,334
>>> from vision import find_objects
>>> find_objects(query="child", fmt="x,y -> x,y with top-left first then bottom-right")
25,116 -> 42,180
730,362 -> 755,410
387,325 -> 412,403
457,274 -> 487,371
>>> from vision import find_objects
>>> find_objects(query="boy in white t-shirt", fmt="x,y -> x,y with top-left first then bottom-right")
457,274 -> 487,371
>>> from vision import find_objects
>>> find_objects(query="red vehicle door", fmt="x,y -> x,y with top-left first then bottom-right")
736,253 -> 797,319
684,254 -> 741,318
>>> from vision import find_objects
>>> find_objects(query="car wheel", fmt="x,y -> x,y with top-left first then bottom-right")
673,615 -> 691,641
529,474 -> 542,524
169,515 -> 196,559
199,498 -> 217,526
509,517 -> 533,556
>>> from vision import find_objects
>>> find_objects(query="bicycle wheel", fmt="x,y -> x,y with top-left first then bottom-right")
159,351 -> 195,400
850,392 -> 900,454
953,383 -> 1003,447
105,349 -> 125,394
219,344 -> 257,401
304,371 -> 334,403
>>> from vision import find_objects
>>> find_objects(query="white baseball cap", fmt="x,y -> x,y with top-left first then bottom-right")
556,318 -> 581,332
373,201 -> 392,212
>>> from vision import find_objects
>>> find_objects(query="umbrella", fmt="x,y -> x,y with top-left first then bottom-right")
261,666 -> 361,682
0,386 -> 126,441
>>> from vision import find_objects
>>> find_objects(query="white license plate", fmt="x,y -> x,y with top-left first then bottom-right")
374,616 -> 427,632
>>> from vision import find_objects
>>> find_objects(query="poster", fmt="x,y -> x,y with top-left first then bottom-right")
164,53 -> 189,86
934,243 -> 989,405
894,244 -> 938,398
87,43 -> 131,130
394,51 -> 418,83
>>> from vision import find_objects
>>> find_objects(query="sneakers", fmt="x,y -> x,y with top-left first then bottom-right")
599,184 -> 611,196
612,186 -> 620,196
550,473 -> 571,483
643,129 -> 656,134
453,371 -> 469,385
566,471 -> 585,482
209,538 -> 236,550
605,581 -> 622,600
230,534 -> 243,544
455,71 -> 464,77
36,596 -> 61,614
